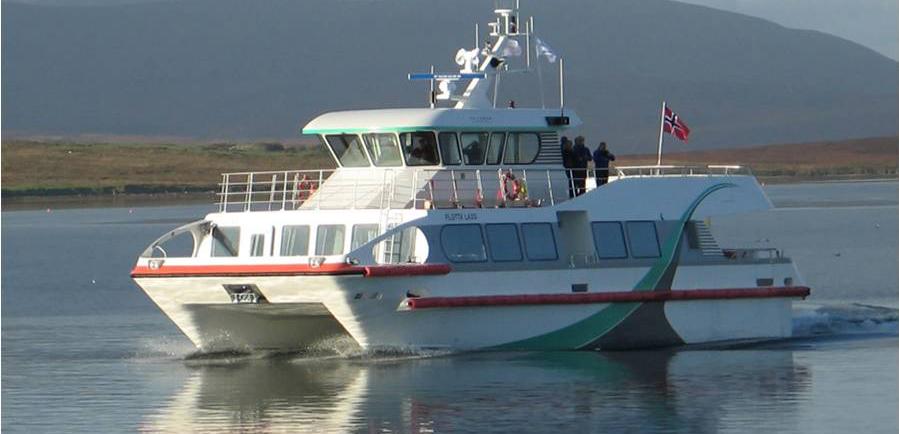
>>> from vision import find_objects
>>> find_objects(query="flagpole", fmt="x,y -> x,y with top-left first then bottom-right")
656,100 -> 666,166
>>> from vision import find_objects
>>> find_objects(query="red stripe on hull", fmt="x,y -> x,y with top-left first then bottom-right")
363,264 -> 452,277
130,263 -> 452,278
405,287 -> 811,309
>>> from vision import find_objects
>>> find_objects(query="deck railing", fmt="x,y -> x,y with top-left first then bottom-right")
217,165 -> 749,212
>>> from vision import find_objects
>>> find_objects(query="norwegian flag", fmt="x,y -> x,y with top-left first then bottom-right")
663,105 -> 690,142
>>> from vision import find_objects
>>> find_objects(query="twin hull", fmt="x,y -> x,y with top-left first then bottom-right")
135,262 -> 800,352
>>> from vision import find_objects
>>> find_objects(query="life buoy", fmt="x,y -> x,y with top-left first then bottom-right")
500,171 -> 527,201
296,175 -> 310,201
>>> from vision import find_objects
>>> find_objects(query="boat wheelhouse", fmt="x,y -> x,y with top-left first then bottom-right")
132,1 -> 809,352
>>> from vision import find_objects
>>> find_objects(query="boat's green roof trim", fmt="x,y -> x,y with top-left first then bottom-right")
302,126 -> 557,135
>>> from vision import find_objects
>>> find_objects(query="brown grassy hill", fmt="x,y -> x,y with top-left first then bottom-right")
1,140 -> 332,196
1,136 -> 895,201
617,136 -> 898,180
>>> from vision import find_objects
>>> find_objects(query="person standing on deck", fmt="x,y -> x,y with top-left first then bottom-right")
560,136 -> 576,198
572,136 -> 592,196
592,141 -> 616,186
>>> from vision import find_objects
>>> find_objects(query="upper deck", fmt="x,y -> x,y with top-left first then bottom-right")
217,165 -> 751,212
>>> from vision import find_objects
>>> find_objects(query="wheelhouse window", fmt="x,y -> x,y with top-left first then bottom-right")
626,221 -> 661,258
324,134 -> 370,167
485,223 -> 523,262
486,132 -> 505,165
280,225 -> 310,256
400,132 -> 439,166
315,224 -> 346,256
362,133 -> 403,167
503,133 -> 541,164
591,222 -> 628,259
460,132 -> 489,165
521,223 -> 558,261
351,224 -> 380,251
441,224 -> 487,263
438,132 -> 462,165
211,226 -> 240,257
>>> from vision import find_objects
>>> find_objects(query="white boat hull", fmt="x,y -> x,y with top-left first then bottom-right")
134,261 -> 801,352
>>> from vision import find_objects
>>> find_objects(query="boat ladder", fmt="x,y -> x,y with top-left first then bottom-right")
694,222 -> 724,257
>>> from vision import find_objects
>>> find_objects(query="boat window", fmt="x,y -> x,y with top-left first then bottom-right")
400,132 -> 440,166
486,132 -> 505,165
441,224 -> 487,263
211,226 -> 240,257
374,226 -> 427,264
362,133 -> 403,167
438,132 -> 462,165
460,132 -> 489,165
626,221 -> 661,258
503,133 -> 541,164
351,224 -> 380,251
315,224 -> 346,256
325,134 -> 370,167
250,234 -> 265,257
149,230 -> 197,258
485,223 -> 522,262
591,222 -> 628,259
521,223 -> 558,261
280,225 -> 310,256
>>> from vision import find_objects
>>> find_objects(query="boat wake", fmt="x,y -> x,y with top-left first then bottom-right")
792,302 -> 898,337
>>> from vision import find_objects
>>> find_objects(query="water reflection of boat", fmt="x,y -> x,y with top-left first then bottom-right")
131,1 -> 809,353
143,351 -> 810,433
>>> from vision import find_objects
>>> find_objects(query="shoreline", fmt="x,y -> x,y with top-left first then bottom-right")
4,175 -> 896,211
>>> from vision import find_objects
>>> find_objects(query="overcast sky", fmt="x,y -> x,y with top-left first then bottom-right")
676,0 -> 898,60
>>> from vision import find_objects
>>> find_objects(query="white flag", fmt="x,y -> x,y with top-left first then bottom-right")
535,37 -> 557,63
501,39 -> 522,57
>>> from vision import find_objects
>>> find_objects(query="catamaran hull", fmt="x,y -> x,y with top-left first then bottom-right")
134,262 -> 803,352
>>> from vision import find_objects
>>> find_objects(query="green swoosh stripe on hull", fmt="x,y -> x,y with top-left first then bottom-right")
492,182 -> 737,350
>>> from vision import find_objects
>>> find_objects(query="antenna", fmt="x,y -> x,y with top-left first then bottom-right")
525,18 -> 531,70
475,23 -> 479,51
559,57 -> 565,115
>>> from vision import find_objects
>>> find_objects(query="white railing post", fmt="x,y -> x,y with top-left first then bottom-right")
244,173 -> 253,212
316,170 -> 324,210
220,173 -> 229,212
450,169 -> 459,207
546,169 -> 554,205
268,174 -> 277,211
281,171 -> 288,211
411,170 -> 418,208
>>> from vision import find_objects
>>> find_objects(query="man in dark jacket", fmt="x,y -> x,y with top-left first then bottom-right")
560,136 -> 576,198
592,141 -> 616,186
572,136 -> 592,195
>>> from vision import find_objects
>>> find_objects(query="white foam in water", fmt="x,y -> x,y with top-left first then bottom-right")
792,302 -> 899,337
131,336 -> 200,361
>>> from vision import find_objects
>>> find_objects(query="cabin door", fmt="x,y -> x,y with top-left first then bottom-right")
556,211 -> 594,266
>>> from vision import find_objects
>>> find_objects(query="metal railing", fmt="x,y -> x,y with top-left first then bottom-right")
217,164 -> 749,212
613,165 -> 750,177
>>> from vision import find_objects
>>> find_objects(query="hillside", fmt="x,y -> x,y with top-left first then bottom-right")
2,137 -> 895,204
618,136 -> 898,180
2,0 -> 897,152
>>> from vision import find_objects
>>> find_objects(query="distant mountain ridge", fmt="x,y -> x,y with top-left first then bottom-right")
2,0 -> 897,152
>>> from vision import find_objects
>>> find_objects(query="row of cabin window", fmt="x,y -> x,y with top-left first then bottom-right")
325,131 -> 542,168
210,224 -> 380,258
440,221 -> 661,264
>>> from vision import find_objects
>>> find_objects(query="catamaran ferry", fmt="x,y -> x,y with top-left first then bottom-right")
131,1 -> 809,352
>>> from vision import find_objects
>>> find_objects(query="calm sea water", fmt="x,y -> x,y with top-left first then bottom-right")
2,181 -> 897,433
